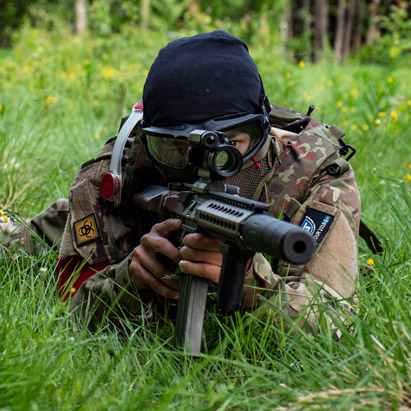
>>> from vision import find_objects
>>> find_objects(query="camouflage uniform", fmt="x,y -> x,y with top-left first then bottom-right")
0,199 -> 69,253
1,105 -> 361,334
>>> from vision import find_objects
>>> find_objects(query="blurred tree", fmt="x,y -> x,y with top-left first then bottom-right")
75,0 -> 87,34
0,0 -> 37,46
141,0 -> 150,29
342,0 -> 356,59
334,0 -> 345,62
313,0 -> 329,61
1,0 -> 410,65
366,0 -> 381,46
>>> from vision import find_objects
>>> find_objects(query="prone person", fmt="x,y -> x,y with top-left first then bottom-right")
1,31 -> 362,336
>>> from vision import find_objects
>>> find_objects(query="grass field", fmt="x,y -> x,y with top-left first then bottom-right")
0,27 -> 410,410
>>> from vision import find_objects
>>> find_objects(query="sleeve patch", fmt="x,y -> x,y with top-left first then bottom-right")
73,214 -> 101,247
301,207 -> 334,245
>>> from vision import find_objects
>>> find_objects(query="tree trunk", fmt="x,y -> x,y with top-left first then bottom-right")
342,0 -> 356,59
334,0 -> 346,62
366,0 -> 381,46
141,0 -> 150,29
303,0 -> 311,34
284,1 -> 293,39
314,0 -> 328,61
75,0 -> 87,34
352,0 -> 365,52
302,0 -> 312,60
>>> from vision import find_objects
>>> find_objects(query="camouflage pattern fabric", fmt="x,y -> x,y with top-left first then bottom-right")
1,105 -> 362,337
0,199 -> 68,253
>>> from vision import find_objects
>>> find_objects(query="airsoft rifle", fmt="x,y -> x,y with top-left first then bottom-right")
133,129 -> 316,353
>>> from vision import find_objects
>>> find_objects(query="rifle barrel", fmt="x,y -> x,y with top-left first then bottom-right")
241,214 -> 316,265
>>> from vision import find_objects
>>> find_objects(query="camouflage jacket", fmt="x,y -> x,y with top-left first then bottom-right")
58,105 -> 361,333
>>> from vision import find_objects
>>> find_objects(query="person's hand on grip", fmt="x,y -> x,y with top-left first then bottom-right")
179,233 -> 223,283
129,218 -> 182,300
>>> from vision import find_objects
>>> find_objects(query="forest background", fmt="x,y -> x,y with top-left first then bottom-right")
0,0 -> 410,409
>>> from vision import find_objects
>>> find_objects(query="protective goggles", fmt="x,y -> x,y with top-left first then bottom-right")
142,113 -> 268,172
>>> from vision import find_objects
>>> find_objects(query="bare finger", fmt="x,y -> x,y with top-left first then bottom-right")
132,246 -> 180,289
183,232 -> 221,251
129,257 -> 180,300
152,218 -> 183,237
178,260 -> 220,283
180,246 -> 223,267
140,233 -> 181,263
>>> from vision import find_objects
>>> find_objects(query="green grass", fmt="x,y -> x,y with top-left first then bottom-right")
1,27 -> 410,410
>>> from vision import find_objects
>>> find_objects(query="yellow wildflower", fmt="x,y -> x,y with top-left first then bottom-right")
408,100 -> 411,106
362,125 -> 369,131
387,76 -> 393,83
351,124 -> 358,130
286,72 -> 291,79
0,210 -> 4,216
61,71 -> 67,79
3,215 -> 8,223
70,287 -> 76,295
101,67 -> 116,80
68,103 -> 74,110
298,61 -> 305,68
93,99 -> 99,106
391,111 -> 398,119
408,164 -> 411,170
407,174 -> 411,182
340,107 -> 347,113
0,104 -> 3,112
336,101 -> 343,108
46,96 -> 57,104
367,259 -> 374,266
83,59 -> 90,65
93,132 -> 100,139
375,119 -> 381,125
21,65 -> 29,73
378,112 -> 385,117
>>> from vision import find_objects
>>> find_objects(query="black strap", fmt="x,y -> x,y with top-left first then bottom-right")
359,219 -> 384,254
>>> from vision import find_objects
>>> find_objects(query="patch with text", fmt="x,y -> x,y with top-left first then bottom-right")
73,214 -> 101,247
301,207 -> 334,245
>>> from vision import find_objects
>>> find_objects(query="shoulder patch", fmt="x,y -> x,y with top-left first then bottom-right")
73,214 -> 101,247
301,207 -> 334,245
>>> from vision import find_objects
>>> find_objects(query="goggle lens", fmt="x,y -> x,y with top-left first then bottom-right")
144,119 -> 264,171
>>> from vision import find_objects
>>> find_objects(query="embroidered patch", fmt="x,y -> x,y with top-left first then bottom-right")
301,207 -> 334,245
73,214 -> 101,247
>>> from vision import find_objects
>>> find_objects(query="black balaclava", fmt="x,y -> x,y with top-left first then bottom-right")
142,30 -> 268,127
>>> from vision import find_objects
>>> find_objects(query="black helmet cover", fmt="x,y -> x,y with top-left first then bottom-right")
142,30 -> 269,127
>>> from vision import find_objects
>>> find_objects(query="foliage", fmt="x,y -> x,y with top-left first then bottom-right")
0,22 -> 410,410
353,1 -> 411,65
0,0 -> 37,46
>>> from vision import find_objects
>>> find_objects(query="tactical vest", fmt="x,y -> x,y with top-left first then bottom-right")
66,104 -> 380,266
227,104 -> 381,254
